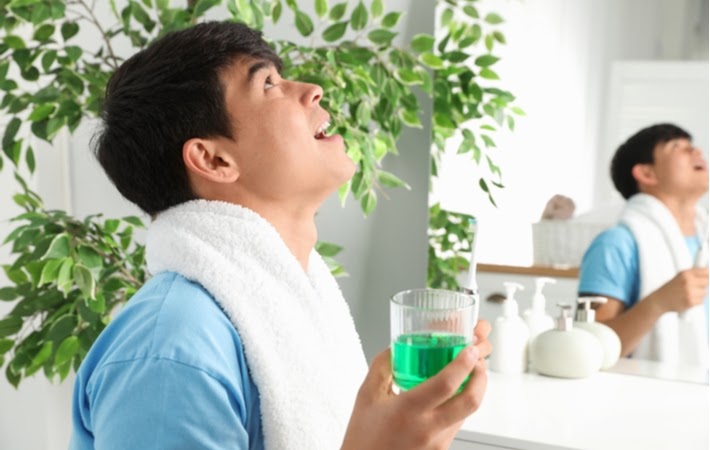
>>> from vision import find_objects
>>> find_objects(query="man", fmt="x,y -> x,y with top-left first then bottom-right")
69,21 -> 491,449
578,123 -> 709,366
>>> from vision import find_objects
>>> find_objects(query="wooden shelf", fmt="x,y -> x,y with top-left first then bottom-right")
478,263 -> 579,278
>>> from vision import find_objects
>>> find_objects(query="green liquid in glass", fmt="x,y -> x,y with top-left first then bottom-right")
392,332 -> 469,391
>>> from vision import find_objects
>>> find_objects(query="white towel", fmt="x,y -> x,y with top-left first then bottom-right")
145,200 -> 368,450
620,193 -> 708,367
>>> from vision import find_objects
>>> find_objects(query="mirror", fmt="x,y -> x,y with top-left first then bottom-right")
431,0 -> 709,269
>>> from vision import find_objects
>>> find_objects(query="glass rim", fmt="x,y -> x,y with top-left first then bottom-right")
390,288 -> 477,310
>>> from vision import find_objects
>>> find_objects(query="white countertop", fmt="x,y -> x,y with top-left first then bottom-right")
456,365 -> 709,450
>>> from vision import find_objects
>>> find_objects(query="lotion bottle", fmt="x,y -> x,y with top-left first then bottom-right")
530,303 -> 603,379
575,297 -> 622,369
523,277 -> 556,341
488,282 -> 529,374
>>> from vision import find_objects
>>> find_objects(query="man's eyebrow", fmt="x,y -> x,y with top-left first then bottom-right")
246,60 -> 275,85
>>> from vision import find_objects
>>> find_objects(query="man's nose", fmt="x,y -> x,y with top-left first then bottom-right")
301,83 -> 323,106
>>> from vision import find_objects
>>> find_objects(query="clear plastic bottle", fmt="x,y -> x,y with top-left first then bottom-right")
488,282 -> 529,374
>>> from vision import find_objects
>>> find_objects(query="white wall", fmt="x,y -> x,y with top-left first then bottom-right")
432,0 -> 709,266
0,1 -> 431,449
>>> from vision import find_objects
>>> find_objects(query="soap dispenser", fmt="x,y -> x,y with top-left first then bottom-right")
530,303 -> 603,379
575,297 -> 622,369
488,282 -> 529,374
523,277 -> 556,341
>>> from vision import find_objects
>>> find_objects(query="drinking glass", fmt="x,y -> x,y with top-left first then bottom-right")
390,288 -> 478,391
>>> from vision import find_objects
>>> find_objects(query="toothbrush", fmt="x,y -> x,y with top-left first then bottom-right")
460,217 -> 479,296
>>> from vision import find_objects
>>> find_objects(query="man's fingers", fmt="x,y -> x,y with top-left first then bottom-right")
359,348 -> 393,401
403,345 -> 478,410
433,357 -> 488,427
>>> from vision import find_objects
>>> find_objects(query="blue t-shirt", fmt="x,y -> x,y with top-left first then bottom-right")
69,272 -> 264,450
578,224 -> 709,331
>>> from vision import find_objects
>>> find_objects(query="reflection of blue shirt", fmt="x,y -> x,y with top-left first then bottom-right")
69,272 -> 264,450
578,224 -> 709,333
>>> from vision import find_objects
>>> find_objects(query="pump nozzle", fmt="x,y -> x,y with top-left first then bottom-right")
575,296 -> 607,323
501,282 -> 524,317
532,277 -> 556,312
555,303 -> 573,331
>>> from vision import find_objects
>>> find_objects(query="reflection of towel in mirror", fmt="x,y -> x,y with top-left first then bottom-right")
541,194 -> 576,220
620,193 -> 708,367
146,200 -> 368,450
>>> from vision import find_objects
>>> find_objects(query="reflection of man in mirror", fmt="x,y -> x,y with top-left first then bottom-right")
578,123 -> 709,367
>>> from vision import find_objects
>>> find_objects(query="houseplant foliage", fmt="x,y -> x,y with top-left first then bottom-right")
0,0 -> 519,386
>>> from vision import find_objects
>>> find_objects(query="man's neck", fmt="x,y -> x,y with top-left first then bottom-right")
651,193 -> 700,235
256,206 -> 318,272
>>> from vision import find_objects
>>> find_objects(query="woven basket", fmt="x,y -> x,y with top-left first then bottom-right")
532,220 -> 607,267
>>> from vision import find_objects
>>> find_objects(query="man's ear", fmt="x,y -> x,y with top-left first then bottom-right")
631,163 -> 658,188
182,138 -> 239,184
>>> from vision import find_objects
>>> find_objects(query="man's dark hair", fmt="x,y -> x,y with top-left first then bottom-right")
93,21 -> 282,215
610,123 -> 691,199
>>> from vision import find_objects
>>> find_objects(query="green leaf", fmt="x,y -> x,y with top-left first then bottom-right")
418,52 -> 444,69
54,336 -> 79,367
315,0 -> 327,18
47,314 -> 77,343
33,24 -> 55,42
378,170 -> 410,189
360,190 -> 377,216
78,245 -> 102,269
73,264 -> 96,300
368,29 -> 396,45
463,5 -> 479,19
484,13 -> 504,24
493,31 -> 506,44
25,145 -> 35,173
410,34 -> 434,53
0,287 -> 17,301
88,292 -> 106,314
394,68 -> 421,85
41,50 -> 57,72
329,2 -> 347,20
440,8 -> 453,27
271,0 -> 282,22
122,216 -> 144,227
381,11 -> 401,28
295,11 -> 314,36
0,60 -> 9,80
371,0 -> 383,18
399,109 -> 422,128
315,241 -> 342,257
350,1 -> 367,31
57,257 -> 74,297
42,233 -> 70,260
26,341 -> 53,375
65,46 -> 82,62
60,22 -> 79,41
0,338 -> 13,354
479,68 -> 499,80
4,35 -> 26,49
474,54 -> 499,67
0,317 -> 22,338
3,117 -> 21,153
28,104 -> 55,122
322,22 -> 347,42
485,34 -> 494,52
511,106 -> 526,116
39,258 -> 63,286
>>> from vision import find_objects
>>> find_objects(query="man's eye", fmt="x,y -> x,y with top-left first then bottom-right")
265,76 -> 275,90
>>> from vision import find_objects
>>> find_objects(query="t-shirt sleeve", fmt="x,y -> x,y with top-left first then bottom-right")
578,226 -> 639,306
84,357 -> 249,450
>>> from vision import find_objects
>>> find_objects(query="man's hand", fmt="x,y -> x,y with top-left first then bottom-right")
341,338 -> 488,450
651,267 -> 709,313
473,319 -> 492,361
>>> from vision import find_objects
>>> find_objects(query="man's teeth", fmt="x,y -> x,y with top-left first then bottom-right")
315,121 -> 331,137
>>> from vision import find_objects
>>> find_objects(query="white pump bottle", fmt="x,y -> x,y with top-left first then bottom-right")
574,297 -> 622,369
488,282 -> 529,374
523,277 -> 556,342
